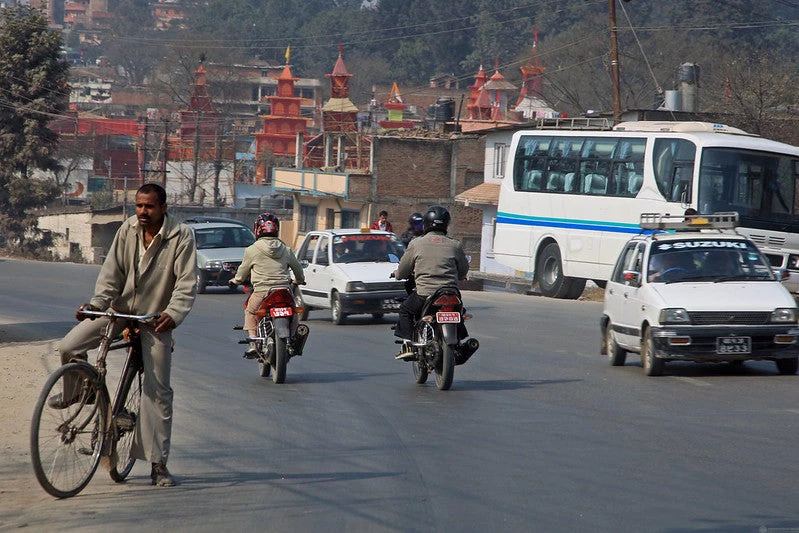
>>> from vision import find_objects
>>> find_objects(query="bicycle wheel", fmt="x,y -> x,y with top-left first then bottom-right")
31,363 -> 108,498
109,356 -> 142,482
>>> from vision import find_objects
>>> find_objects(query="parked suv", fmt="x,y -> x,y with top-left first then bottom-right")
185,220 -> 255,293
296,229 -> 407,324
600,212 -> 799,376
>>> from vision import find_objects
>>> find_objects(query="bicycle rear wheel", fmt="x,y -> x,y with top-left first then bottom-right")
30,363 -> 108,498
109,358 -> 142,482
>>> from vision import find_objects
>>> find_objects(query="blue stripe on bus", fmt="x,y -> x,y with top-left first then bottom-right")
496,213 -> 641,234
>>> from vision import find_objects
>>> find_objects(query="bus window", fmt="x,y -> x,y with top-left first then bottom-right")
654,139 -> 696,202
514,136 -> 551,191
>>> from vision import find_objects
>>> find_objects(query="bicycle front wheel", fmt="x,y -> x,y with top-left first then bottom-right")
109,360 -> 142,482
30,363 -> 108,498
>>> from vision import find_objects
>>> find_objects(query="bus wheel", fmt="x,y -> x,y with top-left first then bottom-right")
537,242 -> 574,299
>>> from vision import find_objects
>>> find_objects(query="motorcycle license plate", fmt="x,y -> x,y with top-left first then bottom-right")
436,311 -> 461,323
716,336 -> 751,354
270,307 -> 293,318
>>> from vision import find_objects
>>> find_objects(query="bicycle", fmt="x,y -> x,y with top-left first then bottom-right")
30,310 -> 159,498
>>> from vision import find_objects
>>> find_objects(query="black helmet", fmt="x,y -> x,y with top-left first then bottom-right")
423,205 -> 450,234
253,211 -> 279,238
409,212 -> 424,232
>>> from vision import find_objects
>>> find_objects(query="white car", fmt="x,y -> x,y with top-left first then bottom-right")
185,220 -> 255,294
296,229 -> 407,324
600,213 -> 799,376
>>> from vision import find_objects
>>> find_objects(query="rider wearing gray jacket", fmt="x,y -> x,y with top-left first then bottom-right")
231,212 -> 305,355
393,205 -> 468,342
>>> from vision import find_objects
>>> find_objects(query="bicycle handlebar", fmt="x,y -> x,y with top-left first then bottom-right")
81,309 -> 161,322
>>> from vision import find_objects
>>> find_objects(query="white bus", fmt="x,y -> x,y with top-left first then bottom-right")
493,121 -> 799,298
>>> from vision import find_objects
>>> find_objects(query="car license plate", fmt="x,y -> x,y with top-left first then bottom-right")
382,298 -> 401,310
436,311 -> 461,323
716,336 -> 751,354
270,307 -> 293,318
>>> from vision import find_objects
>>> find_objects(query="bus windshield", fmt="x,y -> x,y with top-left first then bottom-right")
698,148 -> 799,226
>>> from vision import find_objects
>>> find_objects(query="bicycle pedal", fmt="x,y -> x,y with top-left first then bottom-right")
233,326 -> 243,331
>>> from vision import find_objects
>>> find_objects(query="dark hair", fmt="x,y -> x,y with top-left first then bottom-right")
379,210 -> 388,217
137,183 -> 167,205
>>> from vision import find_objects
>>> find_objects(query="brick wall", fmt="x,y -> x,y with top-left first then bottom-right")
372,134 -> 485,268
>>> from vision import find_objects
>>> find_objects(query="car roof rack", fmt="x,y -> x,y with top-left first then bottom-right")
639,212 -> 739,231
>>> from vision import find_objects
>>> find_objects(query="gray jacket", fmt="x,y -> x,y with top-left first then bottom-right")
90,214 -> 197,327
395,231 -> 469,297
234,236 -> 305,291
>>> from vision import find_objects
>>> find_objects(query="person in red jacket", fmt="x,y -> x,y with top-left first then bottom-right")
370,210 -> 394,233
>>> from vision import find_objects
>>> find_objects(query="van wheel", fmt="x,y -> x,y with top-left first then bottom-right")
642,328 -> 664,376
196,272 -> 207,294
605,321 -> 627,366
331,293 -> 346,325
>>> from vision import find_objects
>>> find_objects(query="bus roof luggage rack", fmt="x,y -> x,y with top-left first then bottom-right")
640,212 -> 739,231
613,121 -> 750,135
533,117 -> 613,131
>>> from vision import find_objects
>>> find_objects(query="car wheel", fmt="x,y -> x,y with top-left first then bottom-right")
196,272 -> 207,294
775,357 -> 799,375
605,321 -> 626,366
642,328 -> 664,376
331,293 -> 346,325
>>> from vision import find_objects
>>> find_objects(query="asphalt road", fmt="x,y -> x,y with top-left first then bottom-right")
3,258 -> 799,532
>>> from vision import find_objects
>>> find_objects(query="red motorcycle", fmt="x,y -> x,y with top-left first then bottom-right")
234,283 -> 309,383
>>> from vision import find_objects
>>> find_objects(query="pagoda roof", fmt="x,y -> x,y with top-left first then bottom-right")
322,97 -> 359,113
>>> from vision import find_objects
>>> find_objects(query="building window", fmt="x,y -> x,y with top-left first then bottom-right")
494,143 -> 507,179
299,205 -> 317,233
341,210 -> 360,229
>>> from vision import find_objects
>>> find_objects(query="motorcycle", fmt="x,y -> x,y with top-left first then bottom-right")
395,284 -> 479,391
234,283 -> 309,383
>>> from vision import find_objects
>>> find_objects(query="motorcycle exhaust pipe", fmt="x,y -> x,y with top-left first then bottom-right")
290,324 -> 310,356
456,337 -> 480,365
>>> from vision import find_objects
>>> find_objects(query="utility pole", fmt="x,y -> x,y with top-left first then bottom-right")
609,0 -> 621,124
161,117 -> 169,188
141,116 -> 148,186
191,109 -> 201,203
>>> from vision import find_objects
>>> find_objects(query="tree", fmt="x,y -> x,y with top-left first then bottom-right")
0,7 -> 69,256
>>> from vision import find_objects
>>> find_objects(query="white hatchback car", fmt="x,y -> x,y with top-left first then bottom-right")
296,229 -> 407,324
601,213 -> 799,376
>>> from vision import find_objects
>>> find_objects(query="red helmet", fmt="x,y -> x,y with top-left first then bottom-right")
254,212 -> 279,238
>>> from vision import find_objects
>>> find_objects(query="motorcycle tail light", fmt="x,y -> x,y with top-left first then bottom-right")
433,294 -> 461,306
258,288 -> 295,314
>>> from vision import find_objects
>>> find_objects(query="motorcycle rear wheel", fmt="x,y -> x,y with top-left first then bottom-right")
258,359 -> 271,377
434,342 -> 455,391
412,357 -> 428,384
272,335 -> 288,384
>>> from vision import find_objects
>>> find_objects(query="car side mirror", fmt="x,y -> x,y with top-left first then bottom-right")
388,253 -> 399,263
778,268 -> 791,281
623,270 -> 641,286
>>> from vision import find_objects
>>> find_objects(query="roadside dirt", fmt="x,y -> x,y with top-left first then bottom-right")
0,339 -> 62,513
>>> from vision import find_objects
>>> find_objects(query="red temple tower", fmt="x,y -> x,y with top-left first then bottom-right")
466,64 -> 491,120
254,46 -> 309,183
321,46 -> 358,133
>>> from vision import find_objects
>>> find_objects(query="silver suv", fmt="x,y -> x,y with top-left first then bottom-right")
185,220 -> 255,293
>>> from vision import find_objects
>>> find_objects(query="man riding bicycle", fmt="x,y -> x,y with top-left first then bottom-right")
53,183 -> 197,487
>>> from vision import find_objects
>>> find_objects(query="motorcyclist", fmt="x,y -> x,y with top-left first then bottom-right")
399,212 -> 424,247
230,212 -> 305,357
392,205 -> 469,358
